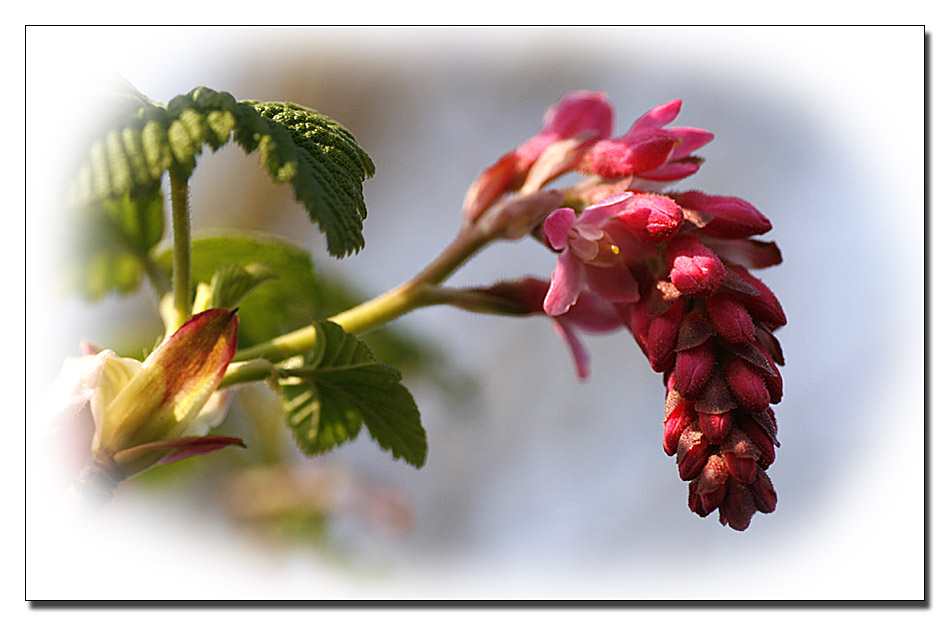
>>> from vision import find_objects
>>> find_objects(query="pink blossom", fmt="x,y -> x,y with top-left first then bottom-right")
579,99 -> 713,182
463,91 -> 613,223
542,193 -> 660,317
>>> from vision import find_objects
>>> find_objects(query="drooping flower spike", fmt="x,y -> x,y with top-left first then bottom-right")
462,92 -> 785,530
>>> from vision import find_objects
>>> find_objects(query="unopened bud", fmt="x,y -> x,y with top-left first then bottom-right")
665,234 -> 726,297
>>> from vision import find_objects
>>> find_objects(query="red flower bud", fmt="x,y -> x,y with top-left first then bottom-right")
615,192 -> 684,243
719,479 -> 757,531
696,454 -> 730,512
671,191 -> 771,239
698,410 -> 732,444
663,399 -> 695,456
676,424 -> 710,481
729,265 -> 786,330
647,298 -> 686,372
725,357 -> 771,412
705,292 -> 755,344
738,414 -> 777,467
674,342 -> 716,399
665,234 -> 726,297
749,470 -> 778,513
722,430 -> 760,484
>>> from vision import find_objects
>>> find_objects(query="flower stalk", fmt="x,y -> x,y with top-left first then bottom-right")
169,169 -> 193,332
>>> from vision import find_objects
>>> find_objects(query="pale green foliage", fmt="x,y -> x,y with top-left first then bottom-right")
278,321 -> 427,468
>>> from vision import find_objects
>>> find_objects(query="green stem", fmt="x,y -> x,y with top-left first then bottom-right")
232,224 -> 492,365
169,169 -> 192,330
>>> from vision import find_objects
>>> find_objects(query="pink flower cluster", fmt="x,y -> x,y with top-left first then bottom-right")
464,92 -> 785,530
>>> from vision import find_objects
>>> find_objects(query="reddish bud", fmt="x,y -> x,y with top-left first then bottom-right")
705,292 -> 755,344
647,299 -> 686,372
698,410 -> 732,444
729,266 -> 786,330
696,454 -> 730,512
719,479 -> 757,531
676,425 -> 710,481
739,415 -> 776,467
749,470 -> 778,513
722,430 -> 761,484
663,399 -> 695,456
664,234 -> 726,297
671,191 -> 771,239
688,480 -> 711,517
725,357 -> 771,412
674,342 -> 716,399
614,192 -> 684,243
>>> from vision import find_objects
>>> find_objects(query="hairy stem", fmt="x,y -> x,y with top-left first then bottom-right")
169,169 -> 193,330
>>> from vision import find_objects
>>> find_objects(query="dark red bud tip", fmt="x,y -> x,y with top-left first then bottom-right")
698,410 -> 732,444
750,470 -> 778,513
706,293 -> 755,344
672,191 -> 772,239
729,266 -> 786,329
676,426 -> 710,481
722,430 -> 761,484
663,400 -> 695,456
725,357 -> 771,412
647,299 -> 685,372
696,454 -> 730,512
688,480 -> 711,517
718,479 -> 757,531
674,342 -> 716,399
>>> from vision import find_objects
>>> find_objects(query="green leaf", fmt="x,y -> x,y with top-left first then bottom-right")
208,263 -> 280,309
71,84 -> 374,259
248,102 -> 375,257
69,188 -> 166,300
278,321 -> 427,468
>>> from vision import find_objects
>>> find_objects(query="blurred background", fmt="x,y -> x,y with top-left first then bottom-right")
26,26 -> 923,599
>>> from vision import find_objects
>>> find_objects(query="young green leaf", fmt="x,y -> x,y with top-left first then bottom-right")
248,102 -> 375,257
71,84 -> 375,261
278,321 -> 427,468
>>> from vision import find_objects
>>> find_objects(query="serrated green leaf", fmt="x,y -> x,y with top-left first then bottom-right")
248,101 -> 375,257
71,84 -> 374,258
278,321 -> 427,468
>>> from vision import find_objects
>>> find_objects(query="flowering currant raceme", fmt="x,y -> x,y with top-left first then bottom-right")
462,91 -> 785,530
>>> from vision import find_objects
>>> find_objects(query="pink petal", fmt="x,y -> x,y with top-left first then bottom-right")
631,99 -> 682,130
667,127 -> 715,159
544,207 -> 578,251
539,90 -> 614,141
584,263 -> 641,306
543,253 -> 583,316
550,319 -> 592,380
635,159 -> 702,182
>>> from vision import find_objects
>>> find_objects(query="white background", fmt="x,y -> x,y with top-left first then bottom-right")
13,18 -> 944,624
